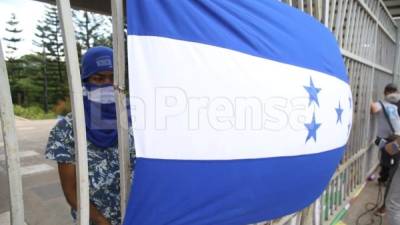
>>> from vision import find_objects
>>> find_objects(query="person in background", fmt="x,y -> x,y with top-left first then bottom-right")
370,83 -> 400,216
45,46 -> 135,225
383,133 -> 400,225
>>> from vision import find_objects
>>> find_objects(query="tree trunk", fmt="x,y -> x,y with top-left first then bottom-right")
17,92 -> 21,105
43,49 -> 49,113
84,11 -> 91,49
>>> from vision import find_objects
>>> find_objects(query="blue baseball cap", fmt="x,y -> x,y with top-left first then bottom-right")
81,46 -> 113,81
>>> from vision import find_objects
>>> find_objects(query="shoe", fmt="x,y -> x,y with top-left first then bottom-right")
374,206 -> 386,217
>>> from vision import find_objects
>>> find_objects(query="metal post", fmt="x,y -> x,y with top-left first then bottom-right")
315,0 -> 323,22
393,20 -> 400,84
111,0 -> 131,220
56,0 -> 90,224
0,40 -> 25,225
329,0 -> 337,30
299,0 -> 304,11
307,0 -> 313,15
300,204 -> 313,225
324,0 -> 330,27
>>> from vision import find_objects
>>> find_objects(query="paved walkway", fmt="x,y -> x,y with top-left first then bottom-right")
0,118 -> 73,225
342,177 -> 388,225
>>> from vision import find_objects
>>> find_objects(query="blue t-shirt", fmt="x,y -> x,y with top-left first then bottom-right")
45,113 -> 135,225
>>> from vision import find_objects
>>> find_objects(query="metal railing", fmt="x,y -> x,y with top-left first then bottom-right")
0,0 -> 399,225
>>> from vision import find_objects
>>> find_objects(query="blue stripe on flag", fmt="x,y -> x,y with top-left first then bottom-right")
123,147 -> 344,225
126,0 -> 348,83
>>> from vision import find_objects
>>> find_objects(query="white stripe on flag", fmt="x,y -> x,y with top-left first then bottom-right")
128,36 -> 352,160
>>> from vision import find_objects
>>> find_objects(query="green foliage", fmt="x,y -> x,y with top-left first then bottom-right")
3,13 -> 22,60
13,105 -> 56,120
34,5 -> 64,60
29,5 -> 70,112
3,4 -> 114,118
73,10 -> 111,49
73,10 -> 112,61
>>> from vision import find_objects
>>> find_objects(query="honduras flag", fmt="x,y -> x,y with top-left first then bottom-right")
125,1 -> 352,224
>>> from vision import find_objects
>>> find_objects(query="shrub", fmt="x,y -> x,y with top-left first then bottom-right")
13,105 -> 56,120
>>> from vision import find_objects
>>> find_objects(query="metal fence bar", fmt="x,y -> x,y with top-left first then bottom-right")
0,41 -> 25,225
111,0 -> 131,220
299,0 -> 305,11
341,49 -> 393,74
378,0 -> 397,29
358,0 -> 396,42
344,0 -> 356,50
324,0 -> 330,26
366,17 -> 374,61
307,0 -> 313,15
350,5 -> 361,53
361,15 -> 370,59
314,0 -> 322,22
333,0 -> 344,39
329,0 -> 338,30
394,20 -> 400,84
56,0 -> 90,224
337,0 -> 349,47
354,7 -> 365,56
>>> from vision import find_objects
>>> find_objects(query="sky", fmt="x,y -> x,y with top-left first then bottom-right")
0,0 -> 46,57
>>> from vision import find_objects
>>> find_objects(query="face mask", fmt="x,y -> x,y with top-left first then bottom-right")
83,84 -> 115,104
82,83 -> 118,148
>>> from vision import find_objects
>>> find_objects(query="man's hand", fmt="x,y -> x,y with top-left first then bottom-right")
371,102 -> 381,114
94,217 -> 112,225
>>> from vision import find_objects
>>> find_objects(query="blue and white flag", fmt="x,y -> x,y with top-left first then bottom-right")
124,1 -> 352,225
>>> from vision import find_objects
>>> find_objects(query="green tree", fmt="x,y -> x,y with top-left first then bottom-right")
73,10 -> 103,49
16,55 -> 42,105
3,13 -> 22,60
34,5 -> 67,108
34,5 -> 64,82
3,13 -> 23,104
73,10 -> 112,57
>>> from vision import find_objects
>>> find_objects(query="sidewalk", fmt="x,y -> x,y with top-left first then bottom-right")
341,179 -> 388,225
0,118 -> 73,225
